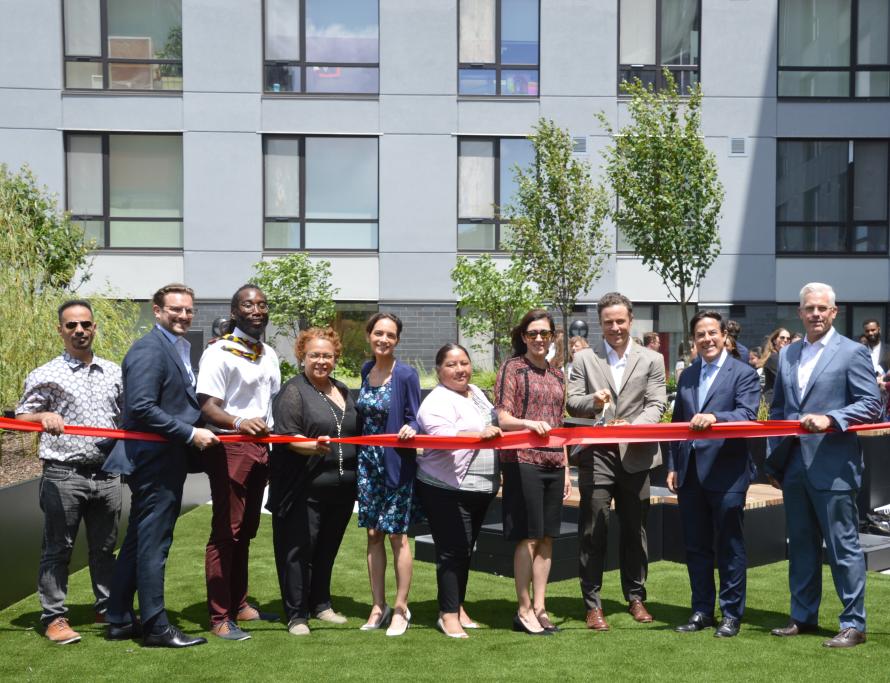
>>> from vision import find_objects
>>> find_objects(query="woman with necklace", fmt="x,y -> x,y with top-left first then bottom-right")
356,313 -> 421,637
494,309 -> 571,636
416,343 -> 503,639
268,328 -> 358,636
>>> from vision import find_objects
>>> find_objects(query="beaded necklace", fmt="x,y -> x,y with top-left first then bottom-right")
311,382 -> 345,476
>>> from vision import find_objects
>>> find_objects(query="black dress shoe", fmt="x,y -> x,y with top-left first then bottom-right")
675,611 -> 714,632
770,621 -> 819,637
107,621 -> 142,640
714,617 -> 740,638
143,625 -> 207,648
511,614 -> 552,636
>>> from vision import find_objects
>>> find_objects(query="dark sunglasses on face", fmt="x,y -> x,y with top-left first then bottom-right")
524,329 -> 553,341
64,321 -> 93,330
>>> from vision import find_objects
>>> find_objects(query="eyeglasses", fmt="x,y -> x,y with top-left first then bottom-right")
776,335 -> 791,341
524,330 -> 553,341
163,306 -> 194,316
306,352 -> 336,361
239,301 -> 270,312
63,321 -> 93,330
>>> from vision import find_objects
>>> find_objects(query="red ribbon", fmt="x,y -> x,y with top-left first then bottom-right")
2,416 -> 888,451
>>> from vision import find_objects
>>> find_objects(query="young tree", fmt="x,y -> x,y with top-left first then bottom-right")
598,71 -> 724,350
252,252 -> 338,344
451,254 -> 541,365
504,118 -> 611,367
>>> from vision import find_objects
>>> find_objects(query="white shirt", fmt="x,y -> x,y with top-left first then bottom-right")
196,326 -> 281,428
870,342 -> 883,374
797,326 -> 835,396
604,339 -> 633,390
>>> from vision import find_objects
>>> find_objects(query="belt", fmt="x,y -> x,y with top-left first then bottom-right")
43,460 -> 104,475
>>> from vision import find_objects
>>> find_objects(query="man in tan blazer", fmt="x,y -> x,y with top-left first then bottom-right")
567,292 -> 667,631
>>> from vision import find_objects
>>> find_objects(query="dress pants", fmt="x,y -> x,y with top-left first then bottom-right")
204,442 -> 269,626
783,447 -> 867,631
577,446 -> 650,610
677,454 -> 747,620
415,480 -> 495,613
272,485 -> 354,624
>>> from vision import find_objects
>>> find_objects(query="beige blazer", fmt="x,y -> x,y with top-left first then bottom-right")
566,342 -> 667,473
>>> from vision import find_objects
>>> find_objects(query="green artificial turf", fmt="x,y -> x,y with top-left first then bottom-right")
2,505 -> 889,681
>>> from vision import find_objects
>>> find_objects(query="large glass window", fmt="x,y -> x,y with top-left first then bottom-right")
776,140 -> 889,254
263,0 -> 379,94
458,137 -> 534,250
779,0 -> 890,97
63,0 -> 182,91
458,0 -> 540,96
264,136 -> 378,250
619,0 -> 700,92
65,133 -> 183,248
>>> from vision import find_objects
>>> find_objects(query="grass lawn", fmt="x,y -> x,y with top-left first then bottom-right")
2,505 -> 889,681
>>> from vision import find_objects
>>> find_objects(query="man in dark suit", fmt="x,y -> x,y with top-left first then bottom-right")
667,311 -> 760,638
862,318 -> 890,377
103,283 -> 219,648
567,292 -> 667,631
766,282 -> 881,648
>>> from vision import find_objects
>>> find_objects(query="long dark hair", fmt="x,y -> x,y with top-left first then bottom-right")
510,309 -> 555,358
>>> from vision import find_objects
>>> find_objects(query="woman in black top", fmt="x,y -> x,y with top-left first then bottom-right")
268,327 -> 359,636
758,327 -> 791,405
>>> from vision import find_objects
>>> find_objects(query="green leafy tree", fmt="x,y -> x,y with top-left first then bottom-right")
504,118 -> 611,366
252,252 -> 338,345
597,71 -> 724,350
451,254 -> 541,365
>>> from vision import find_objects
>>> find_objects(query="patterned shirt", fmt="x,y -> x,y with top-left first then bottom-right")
494,355 -> 565,467
16,352 -> 123,465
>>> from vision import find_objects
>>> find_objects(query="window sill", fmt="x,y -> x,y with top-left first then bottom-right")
262,93 -> 379,101
63,89 -> 182,97
262,249 -> 378,257
89,248 -> 183,255
777,96 -> 890,103
775,253 -> 888,258
457,95 -> 540,102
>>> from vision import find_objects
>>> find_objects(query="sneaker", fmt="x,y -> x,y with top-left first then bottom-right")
288,620 -> 310,636
313,608 -> 347,624
211,620 -> 251,641
45,617 -> 81,645
237,604 -> 279,622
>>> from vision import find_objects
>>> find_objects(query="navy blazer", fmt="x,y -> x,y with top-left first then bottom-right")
766,331 -> 881,491
668,354 -> 760,493
103,326 -> 201,476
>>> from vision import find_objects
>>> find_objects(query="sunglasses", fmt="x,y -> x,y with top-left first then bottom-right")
524,330 -> 553,341
64,321 -> 93,330
776,335 -> 791,341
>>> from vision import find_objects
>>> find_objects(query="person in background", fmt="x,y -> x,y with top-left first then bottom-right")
862,319 -> 890,377
757,328 -> 791,406
355,313 -> 420,637
16,300 -> 123,645
748,346 -> 762,368
643,332 -> 660,352
724,336 -> 741,360
725,321 -> 749,364
415,343 -> 502,639
268,328 -> 358,636
495,309 -> 570,636
790,332 -> 803,343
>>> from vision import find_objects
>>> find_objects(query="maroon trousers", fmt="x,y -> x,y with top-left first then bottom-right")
204,441 -> 268,626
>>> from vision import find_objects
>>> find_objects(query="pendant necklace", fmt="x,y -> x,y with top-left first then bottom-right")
314,385 -> 345,476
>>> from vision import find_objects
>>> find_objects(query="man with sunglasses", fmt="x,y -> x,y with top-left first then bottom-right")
16,300 -> 123,645
196,284 -> 280,641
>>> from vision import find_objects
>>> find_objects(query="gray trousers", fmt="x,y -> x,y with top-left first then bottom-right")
38,462 -> 121,625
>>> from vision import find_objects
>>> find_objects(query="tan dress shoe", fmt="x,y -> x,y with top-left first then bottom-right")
585,608 -> 610,631
628,600 -> 653,623
823,627 -> 866,648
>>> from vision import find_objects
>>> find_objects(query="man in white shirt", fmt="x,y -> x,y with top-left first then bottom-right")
197,284 -> 281,641
862,319 -> 890,377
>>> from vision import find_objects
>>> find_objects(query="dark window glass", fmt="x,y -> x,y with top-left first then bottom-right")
263,136 -> 379,250
263,0 -> 379,94
776,139 -> 889,254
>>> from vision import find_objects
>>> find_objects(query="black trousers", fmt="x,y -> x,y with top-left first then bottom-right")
577,446 -> 650,610
415,480 -> 495,613
272,486 -> 354,624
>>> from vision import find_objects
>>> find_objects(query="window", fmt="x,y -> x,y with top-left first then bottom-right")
778,0 -> 890,97
65,133 -> 183,249
619,0 -> 700,92
264,136 -> 378,250
457,137 -> 534,250
458,0 -> 539,96
776,140 -> 889,254
263,0 -> 379,94
63,0 -> 182,91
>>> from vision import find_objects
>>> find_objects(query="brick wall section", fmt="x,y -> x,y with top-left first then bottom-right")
705,304 -> 779,356
384,303 -> 457,369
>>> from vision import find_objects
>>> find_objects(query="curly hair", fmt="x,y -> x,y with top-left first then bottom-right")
295,327 -> 342,361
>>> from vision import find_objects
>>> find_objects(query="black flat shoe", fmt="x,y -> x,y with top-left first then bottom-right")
675,611 -> 714,632
107,621 -> 142,640
143,625 -> 207,648
714,618 -> 740,638
512,614 -> 552,636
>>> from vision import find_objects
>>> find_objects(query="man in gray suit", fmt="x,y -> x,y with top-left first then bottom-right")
567,292 -> 667,631
766,282 -> 881,648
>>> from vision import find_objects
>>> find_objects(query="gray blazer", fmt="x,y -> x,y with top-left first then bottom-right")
566,342 -> 667,473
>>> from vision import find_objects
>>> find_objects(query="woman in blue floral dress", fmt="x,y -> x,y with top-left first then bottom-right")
355,313 -> 421,637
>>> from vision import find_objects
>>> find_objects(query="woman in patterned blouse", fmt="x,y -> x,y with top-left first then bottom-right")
494,309 -> 571,636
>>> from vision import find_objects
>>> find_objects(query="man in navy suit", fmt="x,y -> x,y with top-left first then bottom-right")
103,283 -> 219,648
667,311 -> 760,638
766,282 -> 881,648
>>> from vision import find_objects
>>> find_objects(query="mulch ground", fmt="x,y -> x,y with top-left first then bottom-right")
0,431 -> 41,487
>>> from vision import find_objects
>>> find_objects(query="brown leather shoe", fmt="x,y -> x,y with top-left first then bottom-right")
770,621 -> 819,637
823,627 -> 866,648
628,600 -> 653,623
585,608 -> 610,631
